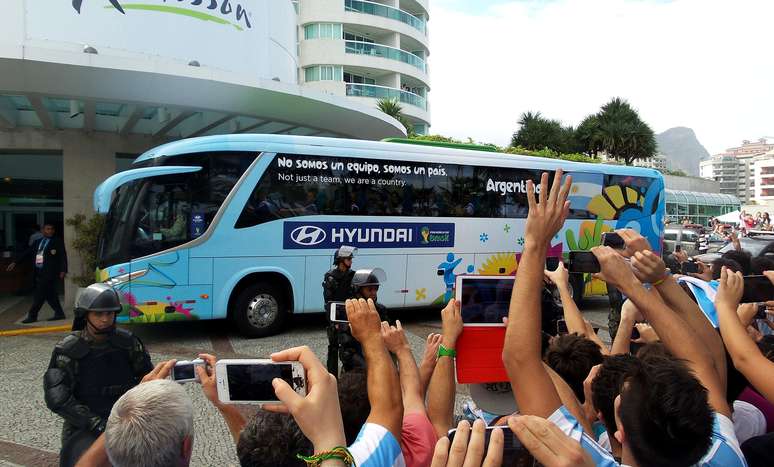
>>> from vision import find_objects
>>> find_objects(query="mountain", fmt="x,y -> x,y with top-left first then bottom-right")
655,127 -> 710,176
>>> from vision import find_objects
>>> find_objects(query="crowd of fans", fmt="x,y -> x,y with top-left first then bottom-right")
60,169 -> 774,467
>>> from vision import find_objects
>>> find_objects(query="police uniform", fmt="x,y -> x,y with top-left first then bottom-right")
324,266 -> 355,375
43,283 -> 152,467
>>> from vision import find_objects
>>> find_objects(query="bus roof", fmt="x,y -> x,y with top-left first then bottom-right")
134,134 -> 662,179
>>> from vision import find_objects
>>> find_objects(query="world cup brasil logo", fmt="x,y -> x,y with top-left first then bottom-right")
420,227 -> 430,244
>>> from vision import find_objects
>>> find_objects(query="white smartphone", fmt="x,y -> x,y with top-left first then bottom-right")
215,359 -> 306,405
329,302 -> 348,323
455,275 -> 515,327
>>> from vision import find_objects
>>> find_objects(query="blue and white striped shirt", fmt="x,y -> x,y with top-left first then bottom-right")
349,423 -> 406,467
549,405 -> 620,467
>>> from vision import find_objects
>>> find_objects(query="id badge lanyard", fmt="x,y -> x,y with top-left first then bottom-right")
35,238 -> 49,267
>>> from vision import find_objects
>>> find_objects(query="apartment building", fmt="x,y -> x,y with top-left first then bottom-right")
699,138 -> 774,203
296,0 -> 431,134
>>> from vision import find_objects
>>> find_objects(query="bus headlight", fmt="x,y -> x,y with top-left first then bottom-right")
105,269 -> 148,287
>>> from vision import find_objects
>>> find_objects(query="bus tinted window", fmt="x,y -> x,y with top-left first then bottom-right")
235,153 -> 652,228
99,152 -> 257,267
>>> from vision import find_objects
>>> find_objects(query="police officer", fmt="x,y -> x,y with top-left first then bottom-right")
43,283 -> 153,467
6,223 -> 67,323
323,246 -> 356,375
338,268 -> 392,372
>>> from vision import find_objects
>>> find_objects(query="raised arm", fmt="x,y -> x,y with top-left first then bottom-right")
503,170 -> 571,418
196,353 -> 246,444
716,268 -> 774,403
629,246 -> 727,387
382,320 -> 425,415
347,298 -> 403,439
593,247 -> 731,418
544,262 -> 586,336
427,299 -> 462,438
610,300 -> 640,356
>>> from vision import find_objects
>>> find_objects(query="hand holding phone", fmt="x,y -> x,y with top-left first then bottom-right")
172,358 -> 206,383
329,302 -> 348,323
216,359 -> 305,405
440,419 -> 530,467
568,251 -> 600,273
601,232 -> 625,249
680,261 -> 699,275
743,275 -> 774,303
508,415 -> 594,467
263,346 -> 346,453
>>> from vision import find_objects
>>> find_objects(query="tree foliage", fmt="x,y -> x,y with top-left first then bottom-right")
376,98 -> 416,137
65,213 -> 105,287
510,98 -> 657,165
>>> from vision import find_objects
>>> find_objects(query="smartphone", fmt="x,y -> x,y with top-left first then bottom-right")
601,232 -> 625,249
755,303 -> 768,320
215,359 -> 306,405
456,275 -> 514,326
568,251 -> 600,273
556,319 -> 568,335
329,302 -> 348,323
681,261 -> 700,274
172,358 -> 205,384
447,426 -> 534,466
742,276 -> 774,303
545,257 -> 560,272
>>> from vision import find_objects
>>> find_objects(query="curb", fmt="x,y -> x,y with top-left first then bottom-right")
0,324 -> 72,337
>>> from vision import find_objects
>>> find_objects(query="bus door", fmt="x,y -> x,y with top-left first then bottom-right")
125,175 -> 212,322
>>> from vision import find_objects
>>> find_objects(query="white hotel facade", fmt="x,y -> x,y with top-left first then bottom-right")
296,0 -> 431,135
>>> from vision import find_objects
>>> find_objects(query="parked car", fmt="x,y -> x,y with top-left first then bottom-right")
663,227 -> 709,257
694,232 -> 774,265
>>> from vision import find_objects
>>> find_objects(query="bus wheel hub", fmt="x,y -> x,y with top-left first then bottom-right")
247,294 -> 278,328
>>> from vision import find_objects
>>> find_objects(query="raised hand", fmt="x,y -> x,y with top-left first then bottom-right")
346,298 -> 383,346
141,359 -> 176,383
591,246 -> 641,294
509,415 -> 595,467
544,261 -> 569,287
524,170 -> 572,248
266,346 -> 346,452
381,320 -> 410,354
430,419 -> 503,467
630,250 -> 669,285
716,267 -> 744,310
440,299 -> 463,349
618,229 -> 653,258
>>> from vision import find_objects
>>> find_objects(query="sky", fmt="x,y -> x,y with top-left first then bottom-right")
427,0 -> 774,154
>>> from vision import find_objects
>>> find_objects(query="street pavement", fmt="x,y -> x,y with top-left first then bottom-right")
0,296 -> 611,467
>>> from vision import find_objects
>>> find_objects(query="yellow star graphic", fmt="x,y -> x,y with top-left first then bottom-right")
415,288 -> 427,301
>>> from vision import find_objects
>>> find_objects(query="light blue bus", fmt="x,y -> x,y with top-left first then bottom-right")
94,134 -> 665,336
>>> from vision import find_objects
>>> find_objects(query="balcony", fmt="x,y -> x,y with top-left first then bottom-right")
345,40 -> 427,73
345,0 -> 427,34
346,82 -> 426,110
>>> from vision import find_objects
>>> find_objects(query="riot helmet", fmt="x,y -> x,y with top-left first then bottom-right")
74,283 -> 122,333
351,268 -> 386,298
333,245 -> 357,265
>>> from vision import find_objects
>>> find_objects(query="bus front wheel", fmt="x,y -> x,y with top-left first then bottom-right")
233,282 -> 288,337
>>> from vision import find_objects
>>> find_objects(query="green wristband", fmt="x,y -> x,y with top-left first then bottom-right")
438,344 -> 457,358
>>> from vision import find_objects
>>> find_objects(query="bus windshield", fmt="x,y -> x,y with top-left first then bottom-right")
98,152 -> 259,268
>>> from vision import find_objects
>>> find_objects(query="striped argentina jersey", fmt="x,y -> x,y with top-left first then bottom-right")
549,405 -> 620,467
349,423 -> 406,467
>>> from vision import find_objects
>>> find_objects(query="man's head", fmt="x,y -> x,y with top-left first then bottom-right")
334,246 -> 356,270
720,250 -> 752,275
357,285 -> 379,301
711,258 -> 742,280
237,411 -> 312,467
338,370 -> 370,444
105,380 -> 194,467
42,223 -> 55,238
74,283 -> 122,334
591,354 -> 640,436
351,268 -> 386,303
545,334 -> 603,403
614,356 -> 713,467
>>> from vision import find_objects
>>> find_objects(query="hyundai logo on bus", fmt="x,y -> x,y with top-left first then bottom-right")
283,222 -> 455,249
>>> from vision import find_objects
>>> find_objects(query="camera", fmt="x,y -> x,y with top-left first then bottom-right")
172,358 -> 206,383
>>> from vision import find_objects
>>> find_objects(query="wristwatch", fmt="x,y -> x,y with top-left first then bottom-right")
437,344 -> 457,358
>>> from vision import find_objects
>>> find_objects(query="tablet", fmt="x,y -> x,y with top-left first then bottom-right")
455,275 -> 515,327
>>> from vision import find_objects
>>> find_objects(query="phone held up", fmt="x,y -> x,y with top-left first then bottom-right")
681,261 -> 700,274
601,232 -> 625,249
171,358 -> 206,384
215,359 -> 306,405
742,275 -> 774,304
447,425 -> 535,467
567,251 -> 600,274
329,302 -> 348,324
556,319 -> 568,335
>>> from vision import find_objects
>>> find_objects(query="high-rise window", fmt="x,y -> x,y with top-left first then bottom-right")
304,65 -> 344,82
304,23 -> 343,39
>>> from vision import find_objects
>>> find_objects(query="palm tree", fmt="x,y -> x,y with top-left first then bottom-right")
376,98 -> 415,137
592,98 -> 656,165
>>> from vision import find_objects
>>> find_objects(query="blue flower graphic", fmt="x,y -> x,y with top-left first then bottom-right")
480,233 -> 489,243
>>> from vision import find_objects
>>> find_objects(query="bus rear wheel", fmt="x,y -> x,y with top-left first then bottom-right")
233,282 -> 288,337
